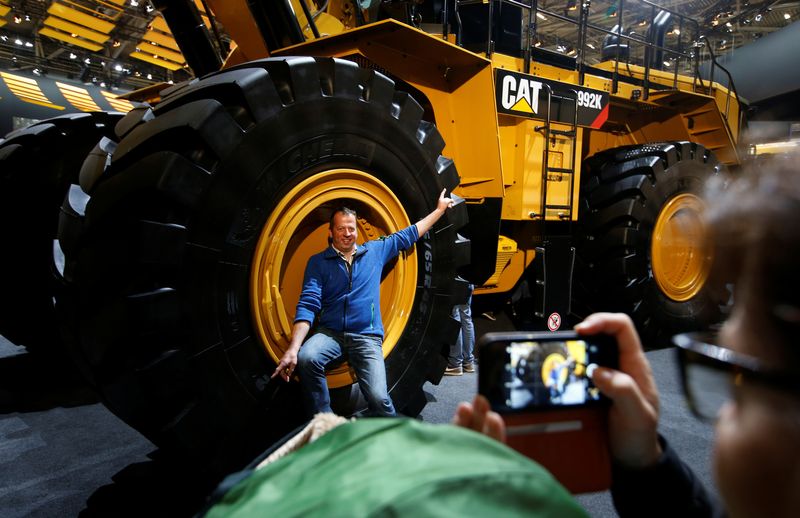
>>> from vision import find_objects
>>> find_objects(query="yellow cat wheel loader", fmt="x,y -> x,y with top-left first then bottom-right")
3,0 -> 744,479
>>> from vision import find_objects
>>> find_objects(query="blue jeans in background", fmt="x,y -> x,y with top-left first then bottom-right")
448,287 -> 475,368
297,328 -> 396,418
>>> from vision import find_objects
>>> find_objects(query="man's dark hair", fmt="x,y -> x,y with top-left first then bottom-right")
705,158 -> 800,362
329,207 -> 357,229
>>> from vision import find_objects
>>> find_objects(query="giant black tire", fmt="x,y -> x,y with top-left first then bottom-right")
0,112 -> 121,352
574,142 -> 726,347
56,57 -> 469,477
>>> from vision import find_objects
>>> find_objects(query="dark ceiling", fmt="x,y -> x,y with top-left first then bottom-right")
0,0 -> 797,93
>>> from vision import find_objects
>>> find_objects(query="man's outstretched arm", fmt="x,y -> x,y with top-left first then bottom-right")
415,188 -> 454,237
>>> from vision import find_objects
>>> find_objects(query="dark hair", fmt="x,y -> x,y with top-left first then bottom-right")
329,207 -> 357,229
705,157 -> 800,361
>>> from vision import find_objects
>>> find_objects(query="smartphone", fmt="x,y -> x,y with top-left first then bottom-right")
477,331 -> 618,494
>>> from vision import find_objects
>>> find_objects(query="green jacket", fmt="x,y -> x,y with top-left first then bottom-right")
205,418 -> 586,517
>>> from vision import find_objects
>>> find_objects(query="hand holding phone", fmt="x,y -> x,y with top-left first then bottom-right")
477,331 -> 619,494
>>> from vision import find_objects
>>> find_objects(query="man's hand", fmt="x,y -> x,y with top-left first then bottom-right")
271,347 -> 299,382
416,188 -> 455,237
452,394 -> 507,443
437,188 -> 454,212
575,313 -> 662,469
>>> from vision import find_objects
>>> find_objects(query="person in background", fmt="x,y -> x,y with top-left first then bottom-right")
457,161 -> 800,518
445,283 -> 476,376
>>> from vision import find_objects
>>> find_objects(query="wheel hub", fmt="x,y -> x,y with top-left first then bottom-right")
651,193 -> 710,302
250,169 -> 416,388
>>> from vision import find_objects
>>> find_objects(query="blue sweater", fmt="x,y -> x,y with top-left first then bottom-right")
294,225 -> 420,338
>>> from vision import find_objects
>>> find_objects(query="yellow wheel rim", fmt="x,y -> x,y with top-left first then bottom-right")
651,193 -> 709,302
250,169 -> 416,389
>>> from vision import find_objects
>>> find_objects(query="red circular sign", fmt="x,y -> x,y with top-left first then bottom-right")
547,312 -> 562,331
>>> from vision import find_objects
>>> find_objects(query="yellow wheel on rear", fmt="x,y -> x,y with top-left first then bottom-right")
651,193 -> 710,302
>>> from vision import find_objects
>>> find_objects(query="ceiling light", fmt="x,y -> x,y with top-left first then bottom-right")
663,61 -> 671,67
755,14 -> 763,22
784,13 -> 791,20
566,0 -> 577,11
84,57 -> 91,64
14,38 -> 22,45
725,22 -> 733,27
587,42 -> 595,49
711,20 -> 719,26
24,14 -> 30,22
146,73 -> 152,80
99,81 -> 106,87
145,4 -> 155,13
167,80 -> 174,85
114,64 -> 123,71
112,39 -> 121,48
536,12 -> 547,20
13,14 -> 21,23
24,41 -> 32,47
69,53 -> 77,59
638,19 -> 647,26
0,35 -> 6,41
33,68 -> 41,76
566,47 -> 577,56
130,0 -> 139,6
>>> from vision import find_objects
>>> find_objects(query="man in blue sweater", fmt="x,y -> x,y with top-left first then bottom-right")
272,189 -> 455,417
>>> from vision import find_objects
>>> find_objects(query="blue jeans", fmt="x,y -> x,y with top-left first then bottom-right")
448,292 -> 475,368
296,329 -> 396,417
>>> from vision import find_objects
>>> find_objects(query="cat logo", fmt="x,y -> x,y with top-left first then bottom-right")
499,74 -> 544,114
495,69 -> 610,129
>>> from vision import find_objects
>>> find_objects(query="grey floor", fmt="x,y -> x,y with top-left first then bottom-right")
1,313 -> 718,517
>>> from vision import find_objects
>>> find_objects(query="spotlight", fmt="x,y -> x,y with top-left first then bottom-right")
14,38 -> 22,45
146,73 -> 152,80
130,0 -> 139,6
755,13 -> 763,22
69,53 -> 77,59
84,57 -> 91,64
784,13 -> 791,20
13,14 -> 21,24
112,39 -> 121,48
114,64 -> 123,71
33,68 -> 41,76
663,61 -> 671,67
24,14 -> 30,22
24,41 -> 32,47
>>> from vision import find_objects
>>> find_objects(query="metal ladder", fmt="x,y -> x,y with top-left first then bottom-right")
534,84 -> 579,221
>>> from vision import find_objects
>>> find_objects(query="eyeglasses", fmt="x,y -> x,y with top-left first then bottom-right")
672,332 -> 800,421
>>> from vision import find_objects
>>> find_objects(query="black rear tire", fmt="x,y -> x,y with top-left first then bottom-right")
0,112 -> 121,351
574,142 -> 726,347
57,57 -> 469,477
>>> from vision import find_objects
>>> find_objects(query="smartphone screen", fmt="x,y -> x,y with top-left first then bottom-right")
478,331 -> 618,413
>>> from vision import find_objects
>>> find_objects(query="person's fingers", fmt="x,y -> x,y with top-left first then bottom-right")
574,312 -> 641,356
484,412 -> 507,443
452,402 -> 474,427
574,312 -> 658,407
592,367 -> 654,421
440,188 -> 447,198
